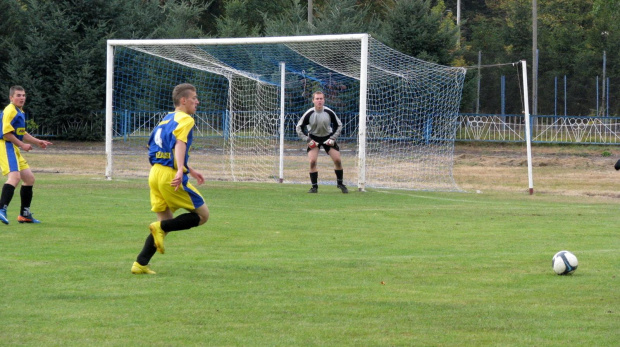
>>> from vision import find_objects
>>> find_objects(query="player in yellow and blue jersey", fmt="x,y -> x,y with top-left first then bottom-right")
131,83 -> 210,275
0,86 -> 52,224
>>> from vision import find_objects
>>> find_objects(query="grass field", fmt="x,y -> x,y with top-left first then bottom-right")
0,171 -> 618,346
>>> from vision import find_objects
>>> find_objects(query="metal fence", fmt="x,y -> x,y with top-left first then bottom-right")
457,113 -> 620,144
32,111 -> 620,145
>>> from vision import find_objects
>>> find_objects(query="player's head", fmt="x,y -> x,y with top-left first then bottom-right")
173,84 -> 196,106
312,91 -> 325,111
172,83 -> 199,114
9,85 -> 26,108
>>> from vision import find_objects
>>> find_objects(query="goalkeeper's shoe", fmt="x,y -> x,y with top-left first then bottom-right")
308,186 -> 318,193
0,208 -> 8,224
337,184 -> 349,194
18,213 -> 40,223
131,262 -> 156,275
150,221 -> 166,254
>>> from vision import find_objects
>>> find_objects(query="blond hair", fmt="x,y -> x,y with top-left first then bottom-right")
9,85 -> 25,98
172,83 -> 196,106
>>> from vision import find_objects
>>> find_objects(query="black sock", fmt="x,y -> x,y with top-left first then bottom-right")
310,172 -> 318,187
335,169 -> 344,185
137,234 -> 157,266
20,185 -> 33,216
160,212 -> 201,232
0,183 -> 15,209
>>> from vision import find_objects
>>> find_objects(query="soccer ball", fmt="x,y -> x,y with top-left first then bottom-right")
552,250 -> 578,275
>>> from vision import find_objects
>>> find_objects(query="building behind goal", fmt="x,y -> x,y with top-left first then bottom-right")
106,34 -> 466,191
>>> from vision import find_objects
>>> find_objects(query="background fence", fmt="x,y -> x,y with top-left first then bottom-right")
31,112 -> 620,146
457,113 -> 620,144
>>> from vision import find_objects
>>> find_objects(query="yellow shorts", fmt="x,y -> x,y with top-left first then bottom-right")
0,140 -> 29,176
148,164 -> 205,213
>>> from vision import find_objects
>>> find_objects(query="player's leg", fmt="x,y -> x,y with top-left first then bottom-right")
0,171 -> 20,224
0,145 -> 23,224
307,146 -> 319,193
191,204 -> 209,226
153,173 -> 208,253
17,168 -> 40,223
132,166 -> 168,274
161,176 -> 206,228
326,146 -> 348,193
132,208 -> 172,274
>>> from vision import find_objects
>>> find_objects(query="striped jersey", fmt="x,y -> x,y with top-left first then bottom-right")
295,106 -> 342,141
148,111 -> 194,171
0,104 -> 26,141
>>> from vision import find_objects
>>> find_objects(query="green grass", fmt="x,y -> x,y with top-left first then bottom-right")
0,175 -> 618,346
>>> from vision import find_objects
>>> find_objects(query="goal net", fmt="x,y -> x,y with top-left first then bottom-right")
106,34 -> 466,191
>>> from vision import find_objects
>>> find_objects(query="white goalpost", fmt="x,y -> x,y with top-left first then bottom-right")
520,59 -> 534,195
105,34 -> 466,191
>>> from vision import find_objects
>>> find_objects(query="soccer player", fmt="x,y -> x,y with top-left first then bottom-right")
296,90 -> 348,194
0,85 -> 52,224
131,83 -> 209,275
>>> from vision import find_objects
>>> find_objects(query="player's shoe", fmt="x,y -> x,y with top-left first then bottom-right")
17,213 -> 40,223
131,262 -> 156,275
150,221 -> 166,254
0,208 -> 8,224
308,186 -> 318,193
337,184 -> 349,194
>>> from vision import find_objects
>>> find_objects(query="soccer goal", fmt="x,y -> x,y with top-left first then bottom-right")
106,34 -> 466,191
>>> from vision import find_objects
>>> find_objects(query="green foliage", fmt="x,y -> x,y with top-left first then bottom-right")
215,0 -> 297,37
25,118 -> 38,133
0,0 -> 618,134
215,0 -> 261,37
310,0 -> 380,35
264,0 -> 380,36
263,0 -> 312,36
379,0 -> 460,65
462,0 -> 620,116
1,0 -> 210,141
0,176 -> 618,345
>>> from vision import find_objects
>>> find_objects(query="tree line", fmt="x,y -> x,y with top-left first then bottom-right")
0,0 -> 616,140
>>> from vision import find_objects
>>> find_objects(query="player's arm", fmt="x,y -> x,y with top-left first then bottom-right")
173,144 -> 205,186
327,108 -> 343,140
295,111 -> 312,142
171,139 -> 187,191
188,166 -> 205,185
23,132 -> 52,149
3,132 -> 32,151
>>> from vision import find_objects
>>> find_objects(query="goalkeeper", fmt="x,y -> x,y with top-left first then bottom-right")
295,91 -> 348,194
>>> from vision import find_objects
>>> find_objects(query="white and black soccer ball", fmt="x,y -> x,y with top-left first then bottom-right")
552,250 -> 578,275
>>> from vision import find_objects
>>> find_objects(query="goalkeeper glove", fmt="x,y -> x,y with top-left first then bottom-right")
308,140 -> 318,148
323,139 -> 335,146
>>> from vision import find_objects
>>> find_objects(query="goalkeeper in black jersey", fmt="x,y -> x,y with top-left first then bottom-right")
295,91 -> 348,194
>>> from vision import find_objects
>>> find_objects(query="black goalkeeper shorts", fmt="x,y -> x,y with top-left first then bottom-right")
307,135 -> 340,154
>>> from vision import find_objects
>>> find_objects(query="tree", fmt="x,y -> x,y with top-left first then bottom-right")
215,0 -> 262,37
263,0 -> 379,36
215,0 -> 299,37
588,0 -> 620,115
1,0 -> 210,140
379,0 -> 460,65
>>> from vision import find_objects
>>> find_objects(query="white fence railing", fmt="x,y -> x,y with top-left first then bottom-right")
31,112 -> 620,145
457,114 -> 620,144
